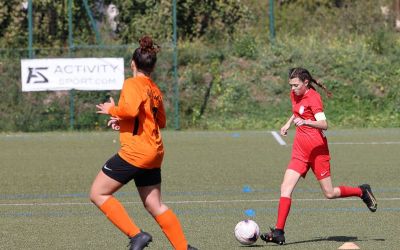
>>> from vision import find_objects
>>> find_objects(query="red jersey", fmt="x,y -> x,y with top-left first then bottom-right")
290,88 -> 330,162
109,75 -> 166,169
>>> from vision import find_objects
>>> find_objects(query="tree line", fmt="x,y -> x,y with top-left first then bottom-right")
0,0 -> 399,131
0,0 -> 248,49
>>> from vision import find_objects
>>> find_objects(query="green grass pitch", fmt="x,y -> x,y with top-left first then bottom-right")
0,129 -> 399,249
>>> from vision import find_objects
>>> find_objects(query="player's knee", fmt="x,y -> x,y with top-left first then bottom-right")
89,191 -> 101,205
89,190 -> 97,203
143,201 -> 157,215
280,184 -> 293,197
323,191 -> 335,199
88,188 -> 105,205
143,202 -> 168,216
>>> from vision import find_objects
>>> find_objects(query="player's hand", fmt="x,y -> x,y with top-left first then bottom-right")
293,118 -> 311,127
280,123 -> 290,136
96,97 -> 115,115
107,117 -> 120,131
293,117 -> 306,126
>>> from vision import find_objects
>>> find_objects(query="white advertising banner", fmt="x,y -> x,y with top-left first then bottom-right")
21,58 -> 124,91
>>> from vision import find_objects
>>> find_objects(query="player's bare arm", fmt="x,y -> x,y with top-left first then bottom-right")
280,115 -> 295,136
293,117 -> 328,130
96,97 -> 115,115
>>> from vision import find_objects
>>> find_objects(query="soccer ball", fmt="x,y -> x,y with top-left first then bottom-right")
234,219 -> 260,245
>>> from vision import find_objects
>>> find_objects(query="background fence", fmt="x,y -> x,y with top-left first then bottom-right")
0,0 -> 399,132
0,43 -> 178,131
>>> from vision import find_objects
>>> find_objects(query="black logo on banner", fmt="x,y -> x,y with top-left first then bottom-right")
26,67 -> 49,84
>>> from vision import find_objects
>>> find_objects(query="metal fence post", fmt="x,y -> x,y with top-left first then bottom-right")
82,0 -> 102,45
269,0 -> 275,43
28,0 -> 33,58
68,0 -> 75,130
172,0 -> 180,130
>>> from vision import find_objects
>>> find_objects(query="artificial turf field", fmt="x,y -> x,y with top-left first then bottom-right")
0,129 -> 399,250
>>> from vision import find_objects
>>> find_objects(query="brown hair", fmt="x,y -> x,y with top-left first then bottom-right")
132,36 -> 160,75
289,67 -> 332,97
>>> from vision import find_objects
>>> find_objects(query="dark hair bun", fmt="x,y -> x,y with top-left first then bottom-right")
139,36 -> 160,53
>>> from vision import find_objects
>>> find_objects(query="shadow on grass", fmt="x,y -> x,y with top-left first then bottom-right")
236,236 -> 385,247
285,235 -> 385,245
238,244 -> 264,248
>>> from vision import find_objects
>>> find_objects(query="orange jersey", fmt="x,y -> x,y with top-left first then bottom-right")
109,75 -> 166,169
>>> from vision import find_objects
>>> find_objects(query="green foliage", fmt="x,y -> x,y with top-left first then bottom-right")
0,0 -> 399,131
366,28 -> 398,54
0,0 -> 248,48
275,0 -> 387,37
232,34 -> 258,59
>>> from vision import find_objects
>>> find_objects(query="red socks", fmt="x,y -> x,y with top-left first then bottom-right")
339,186 -> 362,198
275,197 -> 292,230
274,187 -> 362,230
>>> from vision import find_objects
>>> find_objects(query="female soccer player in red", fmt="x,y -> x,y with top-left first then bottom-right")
261,67 -> 377,245
90,36 -> 197,250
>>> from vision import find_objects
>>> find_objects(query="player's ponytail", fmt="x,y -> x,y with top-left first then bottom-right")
289,67 -> 332,98
132,36 -> 160,75
310,78 -> 332,98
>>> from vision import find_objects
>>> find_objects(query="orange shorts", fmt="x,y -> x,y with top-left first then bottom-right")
287,157 -> 331,180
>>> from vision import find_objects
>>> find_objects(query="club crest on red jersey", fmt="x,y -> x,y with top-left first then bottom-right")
299,105 -> 305,115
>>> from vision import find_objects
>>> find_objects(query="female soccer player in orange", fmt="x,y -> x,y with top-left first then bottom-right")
90,36 -> 197,250
261,67 -> 377,245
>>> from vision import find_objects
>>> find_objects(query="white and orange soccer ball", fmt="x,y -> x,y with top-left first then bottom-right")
234,219 -> 260,245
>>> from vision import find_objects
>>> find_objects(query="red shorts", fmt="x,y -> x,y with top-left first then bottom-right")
287,157 -> 331,180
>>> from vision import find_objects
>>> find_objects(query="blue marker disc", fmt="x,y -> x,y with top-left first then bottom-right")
245,209 -> 256,217
242,185 -> 252,193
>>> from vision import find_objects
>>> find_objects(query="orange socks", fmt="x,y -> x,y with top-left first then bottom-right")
155,209 -> 188,250
99,196 -> 141,237
100,198 -> 187,249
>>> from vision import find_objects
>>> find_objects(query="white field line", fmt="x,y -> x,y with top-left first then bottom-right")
267,130 -> 400,146
286,141 -> 400,146
271,131 -> 287,146
329,142 -> 400,145
1,197 -> 399,207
